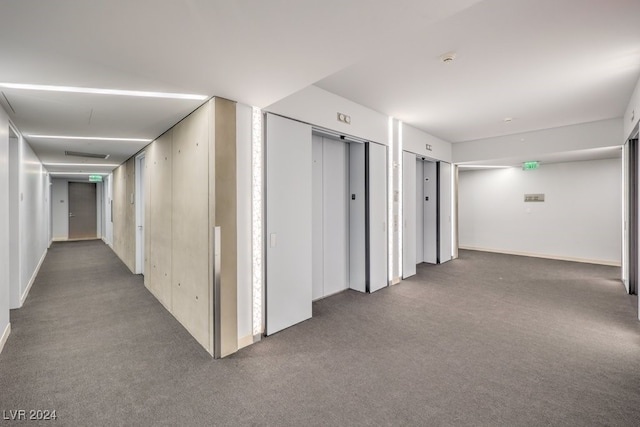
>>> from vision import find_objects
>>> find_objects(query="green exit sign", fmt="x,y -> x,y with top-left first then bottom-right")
89,175 -> 103,182
522,161 -> 540,170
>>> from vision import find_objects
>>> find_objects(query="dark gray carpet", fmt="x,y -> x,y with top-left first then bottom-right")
1,241 -> 639,426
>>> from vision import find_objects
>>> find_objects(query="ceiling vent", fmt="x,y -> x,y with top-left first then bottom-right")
65,150 -> 110,159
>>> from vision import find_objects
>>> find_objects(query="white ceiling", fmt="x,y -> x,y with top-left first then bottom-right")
317,0 -> 640,142
1,0 -> 639,177
457,146 -> 623,170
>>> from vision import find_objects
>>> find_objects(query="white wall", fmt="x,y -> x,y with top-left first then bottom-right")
403,123 -> 452,163
624,74 -> 640,319
236,103 -> 253,346
51,179 -> 69,240
0,107 -> 10,353
266,85 -> 390,146
8,133 -> 19,311
459,158 -> 622,265
453,118 -> 623,164
17,140 -> 49,307
623,75 -> 640,141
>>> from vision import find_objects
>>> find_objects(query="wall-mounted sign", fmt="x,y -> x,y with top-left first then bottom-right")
89,175 -> 103,182
522,161 -> 540,170
524,193 -> 545,202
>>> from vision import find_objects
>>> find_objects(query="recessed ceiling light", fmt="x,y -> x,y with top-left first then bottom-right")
27,134 -> 151,142
44,162 -> 119,167
0,82 -> 208,101
504,117 -> 513,123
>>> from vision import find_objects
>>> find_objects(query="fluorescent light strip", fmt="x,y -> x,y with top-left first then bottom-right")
44,163 -> 119,167
49,172 -> 108,175
28,134 -> 151,142
0,82 -> 208,101
388,117 -> 394,283
457,165 -> 511,169
398,121 -> 403,280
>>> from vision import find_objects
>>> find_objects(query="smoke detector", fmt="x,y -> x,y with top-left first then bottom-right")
440,52 -> 456,63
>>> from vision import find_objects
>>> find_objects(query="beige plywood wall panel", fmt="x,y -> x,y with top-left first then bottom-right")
112,158 -> 136,272
146,131 -> 173,309
172,104 -> 213,353
213,98 -> 238,357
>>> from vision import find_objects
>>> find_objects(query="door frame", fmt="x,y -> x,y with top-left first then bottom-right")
135,152 -> 146,275
628,137 -> 638,295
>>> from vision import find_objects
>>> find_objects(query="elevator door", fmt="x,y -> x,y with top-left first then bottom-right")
265,114 -> 312,335
68,182 -> 97,240
367,142 -> 388,292
417,159 -> 438,264
438,162 -> 452,263
312,135 -> 349,300
402,151 -> 416,278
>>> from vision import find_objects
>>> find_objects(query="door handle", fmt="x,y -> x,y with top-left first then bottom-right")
69,213 -> 75,218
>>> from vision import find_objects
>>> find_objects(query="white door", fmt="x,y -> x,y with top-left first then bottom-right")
402,151 -> 416,278
439,161 -> 452,263
135,154 -> 145,275
265,114 -> 312,335
312,136 -> 324,300
368,142 -> 388,293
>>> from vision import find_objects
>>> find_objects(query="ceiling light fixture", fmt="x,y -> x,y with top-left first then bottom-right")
504,117 -> 513,123
0,82 -> 208,100
457,165 -> 511,169
44,162 -> 119,168
49,172 -> 109,175
28,134 -> 151,142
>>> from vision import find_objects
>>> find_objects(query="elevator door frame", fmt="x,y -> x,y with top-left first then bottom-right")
629,137 -> 638,295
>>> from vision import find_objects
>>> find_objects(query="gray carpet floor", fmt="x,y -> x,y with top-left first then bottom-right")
1,241 -> 640,426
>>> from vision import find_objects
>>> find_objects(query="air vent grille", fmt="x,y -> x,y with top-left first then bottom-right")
65,150 -> 110,159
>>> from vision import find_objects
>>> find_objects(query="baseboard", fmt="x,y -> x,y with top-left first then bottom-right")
238,334 -> 254,349
51,237 -> 67,242
101,237 -> 113,248
0,323 -> 11,355
20,249 -> 48,306
459,246 -> 621,267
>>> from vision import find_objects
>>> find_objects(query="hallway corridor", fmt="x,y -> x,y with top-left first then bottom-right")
1,241 -> 639,426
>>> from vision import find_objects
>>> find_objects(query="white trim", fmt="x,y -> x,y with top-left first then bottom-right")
0,323 -> 11,354
459,246 -> 621,267
237,334 -> 254,350
134,152 -> 146,275
20,249 -> 47,306
101,236 -> 113,248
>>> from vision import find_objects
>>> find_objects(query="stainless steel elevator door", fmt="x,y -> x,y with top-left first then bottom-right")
68,182 -> 97,240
